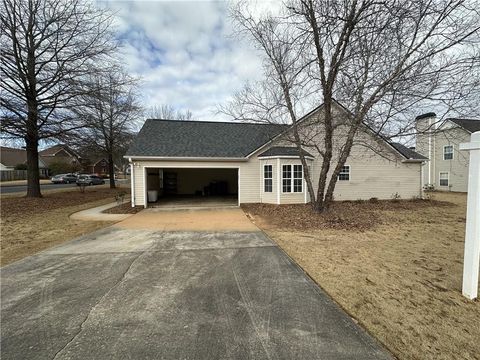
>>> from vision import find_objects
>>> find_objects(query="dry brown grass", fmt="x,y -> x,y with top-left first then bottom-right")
0,188 -> 122,266
244,192 -> 480,360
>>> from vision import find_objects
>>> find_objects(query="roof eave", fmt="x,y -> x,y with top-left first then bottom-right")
401,159 -> 428,163
124,155 -> 249,162
258,155 -> 315,160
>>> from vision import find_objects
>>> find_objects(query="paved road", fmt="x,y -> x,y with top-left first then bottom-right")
0,182 -> 76,194
1,210 -> 393,360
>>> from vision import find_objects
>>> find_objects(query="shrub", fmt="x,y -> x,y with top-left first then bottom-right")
391,192 -> 401,202
14,163 -> 27,170
369,197 -> 379,203
115,191 -> 127,204
423,184 -> 435,191
48,161 -> 81,175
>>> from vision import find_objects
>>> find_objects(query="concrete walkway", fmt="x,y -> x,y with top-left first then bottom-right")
1,209 -> 393,360
70,201 -> 133,222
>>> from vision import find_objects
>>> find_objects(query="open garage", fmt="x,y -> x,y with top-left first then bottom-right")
144,167 -> 239,207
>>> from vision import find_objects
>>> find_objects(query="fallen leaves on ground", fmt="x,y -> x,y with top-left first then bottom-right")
242,197 -> 452,231
103,202 -> 143,214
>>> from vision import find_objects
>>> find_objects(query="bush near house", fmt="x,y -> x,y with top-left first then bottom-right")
48,160 -> 82,175
14,163 -> 27,170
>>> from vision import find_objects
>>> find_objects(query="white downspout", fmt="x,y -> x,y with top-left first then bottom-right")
277,158 -> 281,205
130,159 -> 135,207
428,117 -> 432,185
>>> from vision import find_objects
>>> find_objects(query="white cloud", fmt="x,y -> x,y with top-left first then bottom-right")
101,0 -> 266,120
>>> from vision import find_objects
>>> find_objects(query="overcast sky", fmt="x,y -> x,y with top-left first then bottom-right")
103,0 -> 271,121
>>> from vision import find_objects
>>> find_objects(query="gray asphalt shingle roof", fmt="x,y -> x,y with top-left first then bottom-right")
449,118 -> 480,133
258,146 -> 314,158
390,143 -> 428,160
125,119 -> 288,158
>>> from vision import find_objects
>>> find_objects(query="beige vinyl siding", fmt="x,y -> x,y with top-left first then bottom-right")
330,160 -> 421,200
267,106 -> 423,201
432,127 -> 470,192
306,140 -> 422,201
416,120 -> 471,193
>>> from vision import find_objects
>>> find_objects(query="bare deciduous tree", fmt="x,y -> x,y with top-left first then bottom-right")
74,67 -> 141,188
149,104 -> 194,120
0,0 -> 116,197
225,0 -> 480,211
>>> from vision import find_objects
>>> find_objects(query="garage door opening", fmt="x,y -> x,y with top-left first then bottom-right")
145,167 -> 239,208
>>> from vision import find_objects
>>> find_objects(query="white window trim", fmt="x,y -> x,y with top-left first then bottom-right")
439,171 -> 449,187
263,164 -> 273,193
281,164 -> 304,193
443,145 -> 454,160
338,165 -> 351,181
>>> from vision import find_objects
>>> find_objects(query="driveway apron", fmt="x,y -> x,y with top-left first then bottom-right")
1,208 -> 393,359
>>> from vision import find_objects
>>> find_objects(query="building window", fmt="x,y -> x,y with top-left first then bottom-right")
293,165 -> 303,193
282,165 -> 292,192
443,145 -> 453,160
264,165 -> 273,193
282,164 -> 303,193
338,165 -> 350,181
439,172 -> 449,186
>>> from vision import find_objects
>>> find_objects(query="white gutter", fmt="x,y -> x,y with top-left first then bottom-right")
129,158 -> 135,207
258,155 -> 315,160
401,159 -> 428,163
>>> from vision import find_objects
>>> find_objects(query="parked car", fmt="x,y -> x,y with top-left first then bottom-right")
76,174 -> 105,186
51,173 -> 78,184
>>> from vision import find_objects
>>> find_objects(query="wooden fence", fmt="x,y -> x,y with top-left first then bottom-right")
0,170 -> 28,182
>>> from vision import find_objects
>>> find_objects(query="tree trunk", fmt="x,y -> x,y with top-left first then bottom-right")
25,96 -> 42,197
25,135 -> 41,198
108,153 -> 115,189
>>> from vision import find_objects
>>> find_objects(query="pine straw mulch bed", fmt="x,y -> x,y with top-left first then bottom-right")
102,202 -> 143,214
241,198 -> 454,232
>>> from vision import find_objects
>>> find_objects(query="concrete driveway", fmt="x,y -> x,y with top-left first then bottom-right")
1,209 -> 392,359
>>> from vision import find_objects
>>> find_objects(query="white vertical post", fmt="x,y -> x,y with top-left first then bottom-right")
130,161 -> 135,207
459,131 -> 480,300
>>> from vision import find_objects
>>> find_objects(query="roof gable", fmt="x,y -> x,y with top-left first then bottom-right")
287,101 -> 426,161
448,118 -> 480,133
390,143 -> 428,160
126,120 -> 287,158
0,146 -> 48,168
39,144 -> 80,158
0,146 -> 27,167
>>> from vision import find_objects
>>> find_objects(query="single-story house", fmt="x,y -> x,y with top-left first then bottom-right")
125,103 -> 427,207
0,146 -> 49,177
39,144 -> 84,169
87,158 -> 109,176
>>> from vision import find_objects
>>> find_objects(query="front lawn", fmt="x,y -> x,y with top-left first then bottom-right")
243,192 -> 479,360
1,188 -> 126,266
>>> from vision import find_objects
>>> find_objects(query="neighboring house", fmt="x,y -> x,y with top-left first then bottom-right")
125,103 -> 426,207
39,144 -> 84,169
416,113 -> 480,192
87,158 -> 109,175
0,146 -> 49,177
